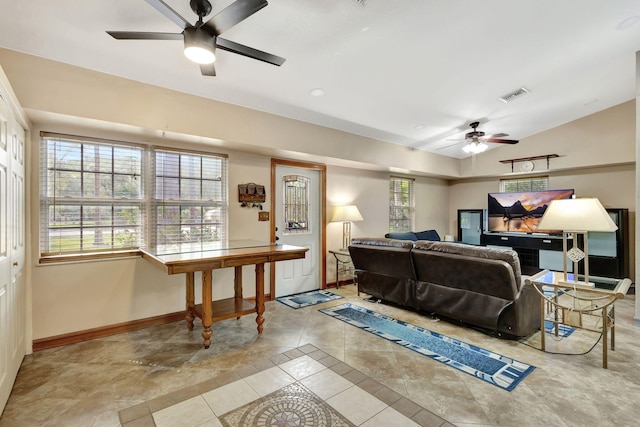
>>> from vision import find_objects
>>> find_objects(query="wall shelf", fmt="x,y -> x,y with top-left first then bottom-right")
500,154 -> 559,172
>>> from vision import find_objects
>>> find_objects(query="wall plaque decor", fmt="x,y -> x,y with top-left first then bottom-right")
238,182 -> 265,208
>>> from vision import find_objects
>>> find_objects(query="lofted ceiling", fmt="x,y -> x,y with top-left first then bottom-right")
0,0 -> 639,158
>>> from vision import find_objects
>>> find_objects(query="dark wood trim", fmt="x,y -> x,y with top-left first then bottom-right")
327,279 -> 355,289
32,311 -> 186,351
270,158 -> 327,295
498,154 -> 559,163
32,293 -> 273,351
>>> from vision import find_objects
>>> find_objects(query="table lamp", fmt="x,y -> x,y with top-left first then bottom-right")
536,198 -> 617,288
331,205 -> 363,250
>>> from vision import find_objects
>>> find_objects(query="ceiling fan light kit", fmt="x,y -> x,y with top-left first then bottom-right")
183,27 -> 216,64
444,121 -> 519,155
462,141 -> 488,154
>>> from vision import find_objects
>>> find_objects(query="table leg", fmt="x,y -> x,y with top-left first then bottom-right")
540,289 -> 545,351
335,255 -> 340,289
610,305 -> 616,351
553,289 -> 559,337
255,263 -> 265,334
602,307 -> 608,369
185,272 -> 195,331
201,270 -> 213,349
234,266 -> 243,319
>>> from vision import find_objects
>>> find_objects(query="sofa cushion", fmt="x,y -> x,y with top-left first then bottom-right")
384,232 -> 417,241
413,241 -> 522,289
351,237 -> 414,249
349,238 -> 416,280
414,229 -> 441,241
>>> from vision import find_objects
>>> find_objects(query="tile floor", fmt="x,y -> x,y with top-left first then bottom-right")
121,346 -> 444,426
1,285 -> 639,427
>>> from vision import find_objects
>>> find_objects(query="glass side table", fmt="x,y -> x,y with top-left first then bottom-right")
525,269 -> 632,368
329,249 -> 357,291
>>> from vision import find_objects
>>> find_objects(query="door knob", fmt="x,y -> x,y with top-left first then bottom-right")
13,261 -> 18,266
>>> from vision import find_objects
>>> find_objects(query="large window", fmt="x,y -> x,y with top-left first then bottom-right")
389,176 -> 414,232
39,133 -> 228,259
500,176 -> 549,192
40,134 -> 145,255
152,148 -> 227,252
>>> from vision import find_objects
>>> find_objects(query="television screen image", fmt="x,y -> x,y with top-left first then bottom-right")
487,189 -> 574,233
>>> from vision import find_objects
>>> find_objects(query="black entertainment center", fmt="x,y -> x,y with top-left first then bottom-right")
457,189 -> 629,278
480,232 -> 564,275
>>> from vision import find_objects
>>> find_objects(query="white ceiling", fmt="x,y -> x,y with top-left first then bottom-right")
1,0 -> 639,158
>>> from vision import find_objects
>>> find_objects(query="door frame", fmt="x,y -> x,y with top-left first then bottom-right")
270,158 -> 326,298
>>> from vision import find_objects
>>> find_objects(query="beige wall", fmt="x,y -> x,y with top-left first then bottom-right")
325,165 -> 449,282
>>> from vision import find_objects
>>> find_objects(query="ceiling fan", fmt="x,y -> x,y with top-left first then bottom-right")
106,0 -> 285,76
442,121 -> 519,154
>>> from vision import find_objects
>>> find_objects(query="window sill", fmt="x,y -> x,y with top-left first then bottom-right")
39,249 -> 142,265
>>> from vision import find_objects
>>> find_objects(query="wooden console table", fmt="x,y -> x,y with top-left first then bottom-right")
526,269 -> 631,368
141,241 -> 308,348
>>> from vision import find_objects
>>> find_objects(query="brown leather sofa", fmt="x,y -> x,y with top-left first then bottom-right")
348,238 -> 541,338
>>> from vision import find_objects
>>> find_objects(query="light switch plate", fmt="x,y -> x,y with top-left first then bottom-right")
258,211 -> 269,221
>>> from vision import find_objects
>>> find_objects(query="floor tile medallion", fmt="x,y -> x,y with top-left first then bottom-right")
219,382 -> 354,427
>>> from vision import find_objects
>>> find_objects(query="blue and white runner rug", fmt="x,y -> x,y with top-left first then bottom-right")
320,303 -> 535,391
277,290 -> 343,309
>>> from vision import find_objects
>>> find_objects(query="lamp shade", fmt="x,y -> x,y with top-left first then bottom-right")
536,198 -> 617,232
331,205 -> 363,222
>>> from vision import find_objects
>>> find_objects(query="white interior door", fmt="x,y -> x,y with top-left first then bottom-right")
0,77 -> 27,416
274,165 -> 321,297
0,95 -> 11,415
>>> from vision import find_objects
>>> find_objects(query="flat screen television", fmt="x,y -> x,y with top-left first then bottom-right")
487,189 -> 574,233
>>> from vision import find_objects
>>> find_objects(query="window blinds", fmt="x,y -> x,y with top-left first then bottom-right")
151,147 -> 228,252
40,133 -> 145,255
389,176 -> 415,233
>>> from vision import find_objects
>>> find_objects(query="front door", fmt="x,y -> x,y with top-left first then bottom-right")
271,160 -> 325,297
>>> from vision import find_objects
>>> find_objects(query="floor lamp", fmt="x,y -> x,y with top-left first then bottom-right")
536,198 -> 618,288
331,205 -> 363,251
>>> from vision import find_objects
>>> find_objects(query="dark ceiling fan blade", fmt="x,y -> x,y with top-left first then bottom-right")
202,0 -> 268,36
106,31 -> 183,40
216,38 -> 285,66
486,138 -> 519,144
200,63 -> 217,76
144,0 -> 192,29
488,133 -> 509,138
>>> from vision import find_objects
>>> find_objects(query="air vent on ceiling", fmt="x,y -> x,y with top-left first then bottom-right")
498,87 -> 530,104
351,0 -> 367,6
